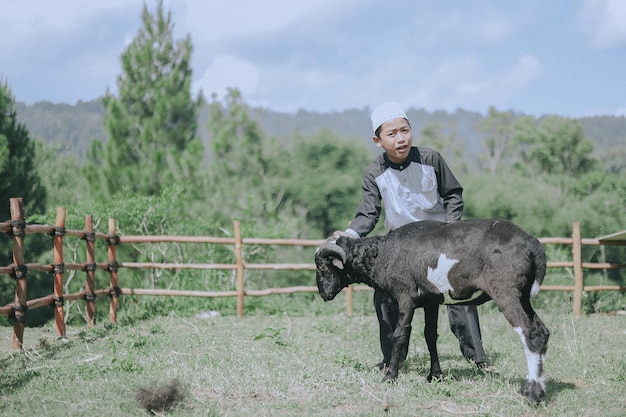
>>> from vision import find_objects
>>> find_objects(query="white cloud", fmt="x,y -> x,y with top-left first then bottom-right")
1,1 -> 136,42
411,6 -> 517,48
579,0 -> 626,48
194,55 -> 260,99
177,0 -> 363,43
477,10 -> 517,44
415,54 -> 543,112
495,55 -> 544,93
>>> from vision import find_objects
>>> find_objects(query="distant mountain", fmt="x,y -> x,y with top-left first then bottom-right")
14,100 -> 106,159
15,99 -> 625,172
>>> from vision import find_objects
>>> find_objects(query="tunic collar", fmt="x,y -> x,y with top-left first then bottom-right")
383,147 -> 419,171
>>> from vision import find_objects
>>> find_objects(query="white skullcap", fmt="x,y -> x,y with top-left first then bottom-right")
370,102 -> 407,132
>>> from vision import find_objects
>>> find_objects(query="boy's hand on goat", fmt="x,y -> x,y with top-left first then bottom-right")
332,230 -> 355,240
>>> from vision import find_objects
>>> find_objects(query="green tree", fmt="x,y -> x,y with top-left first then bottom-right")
0,82 -> 47,221
478,107 -> 518,175
33,141 -> 89,208
85,1 -> 203,198
0,81 -> 50,326
205,89 -> 292,227
288,130 -> 371,237
513,116 -> 595,191
418,123 -> 467,175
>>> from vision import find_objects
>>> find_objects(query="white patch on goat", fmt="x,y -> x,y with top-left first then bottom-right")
530,281 -> 541,298
514,326 -> 545,389
427,254 -> 458,293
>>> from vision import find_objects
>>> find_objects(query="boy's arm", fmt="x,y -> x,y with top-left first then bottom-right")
435,153 -> 464,222
346,170 -> 381,237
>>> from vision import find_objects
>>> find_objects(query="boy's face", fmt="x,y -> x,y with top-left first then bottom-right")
373,117 -> 412,164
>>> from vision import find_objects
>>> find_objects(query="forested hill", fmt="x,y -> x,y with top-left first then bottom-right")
15,99 -> 626,166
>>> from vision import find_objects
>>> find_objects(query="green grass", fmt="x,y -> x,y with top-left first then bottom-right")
1,293 -> 625,416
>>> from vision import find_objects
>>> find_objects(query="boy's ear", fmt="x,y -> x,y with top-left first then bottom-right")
372,135 -> 382,147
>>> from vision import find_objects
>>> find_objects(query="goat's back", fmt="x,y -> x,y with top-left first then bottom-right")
373,219 -> 546,296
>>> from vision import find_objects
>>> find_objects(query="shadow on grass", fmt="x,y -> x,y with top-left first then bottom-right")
545,379 -> 577,398
401,352 -> 504,380
0,353 -> 42,395
399,352 -> 578,404
0,336 -> 74,396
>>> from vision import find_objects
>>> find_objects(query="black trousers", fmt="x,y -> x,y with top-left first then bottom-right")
374,290 -> 486,365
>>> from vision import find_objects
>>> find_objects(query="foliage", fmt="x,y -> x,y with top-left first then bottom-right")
204,89 -> 294,230
513,115 -> 595,190
463,170 -> 625,239
32,141 -> 90,209
286,130 -> 371,237
84,1 -> 203,199
417,123 -> 468,175
462,173 -> 559,236
477,106 -> 519,175
0,81 -> 50,325
0,82 -> 47,224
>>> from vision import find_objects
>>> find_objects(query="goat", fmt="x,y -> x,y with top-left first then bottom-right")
315,219 -> 550,403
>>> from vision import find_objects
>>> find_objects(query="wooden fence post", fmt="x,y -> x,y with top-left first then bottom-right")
345,285 -> 353,316
10,198 -> 27,350
53,207 -> 66,337
108,218 -> 119,323
84,215 -> 96,326
234,221 -> 245,318
572,222 -> 583,318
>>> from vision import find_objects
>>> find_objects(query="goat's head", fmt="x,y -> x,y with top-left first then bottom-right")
315,239 -> 349,302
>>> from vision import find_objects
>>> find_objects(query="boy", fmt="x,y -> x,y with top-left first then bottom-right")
344,101 -> 487,369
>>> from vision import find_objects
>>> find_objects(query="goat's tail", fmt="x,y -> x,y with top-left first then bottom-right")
529,237 -> 547,299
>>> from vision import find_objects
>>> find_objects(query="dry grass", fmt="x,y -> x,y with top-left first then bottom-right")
1,294 -> 625,416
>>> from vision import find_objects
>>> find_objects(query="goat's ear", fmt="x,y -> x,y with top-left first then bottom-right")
331,257 -> 344,270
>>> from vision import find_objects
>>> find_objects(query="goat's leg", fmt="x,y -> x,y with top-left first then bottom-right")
383,304 -> 415,382
423,304 -> 443,382
493,294 -> 549,403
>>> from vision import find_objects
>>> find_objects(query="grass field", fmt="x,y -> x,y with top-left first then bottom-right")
1,293 -> 625,416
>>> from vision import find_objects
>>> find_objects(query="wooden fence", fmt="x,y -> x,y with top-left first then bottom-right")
1,197 -> 625,351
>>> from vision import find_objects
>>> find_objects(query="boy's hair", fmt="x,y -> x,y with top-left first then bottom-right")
374,119 -> 411,138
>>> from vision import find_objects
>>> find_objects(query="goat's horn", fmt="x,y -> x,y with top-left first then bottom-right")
317,240 -> 347,263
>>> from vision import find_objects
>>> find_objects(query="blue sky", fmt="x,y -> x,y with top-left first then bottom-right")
1,0 -> 625,117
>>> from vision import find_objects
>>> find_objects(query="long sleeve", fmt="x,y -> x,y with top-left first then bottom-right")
346,160 -> 382,237
433,151 -> 464,221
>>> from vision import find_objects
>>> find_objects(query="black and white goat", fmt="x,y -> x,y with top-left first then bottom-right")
315,219 -> 550,403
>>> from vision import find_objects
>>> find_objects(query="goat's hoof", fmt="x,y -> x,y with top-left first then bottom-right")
375,361 -> 389,371
426,372 -> 444,383
476,363 -> 499,373
519,379 -> 546,403
382,372 -> 398,383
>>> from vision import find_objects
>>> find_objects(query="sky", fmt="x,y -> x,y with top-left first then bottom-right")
1,0 -> 626,118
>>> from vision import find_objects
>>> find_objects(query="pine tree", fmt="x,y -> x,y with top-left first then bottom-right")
0,81 -> 50,324
85,1 -> 203,198
0,81 -> 47,221
206,89 -> 291,225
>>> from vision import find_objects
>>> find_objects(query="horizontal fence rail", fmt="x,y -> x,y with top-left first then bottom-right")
1,197 -> 624,350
